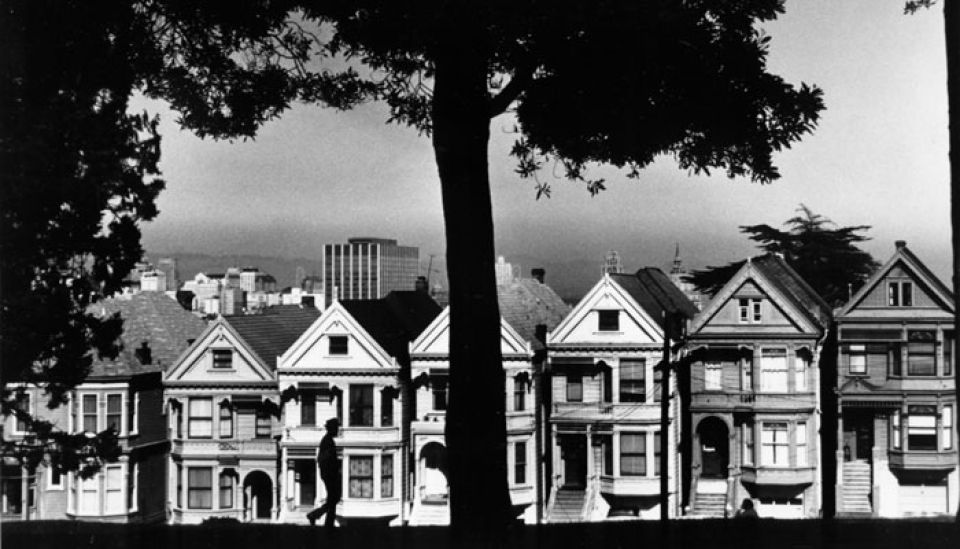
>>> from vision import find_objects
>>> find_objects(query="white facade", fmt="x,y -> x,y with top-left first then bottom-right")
408,307 -> 538,525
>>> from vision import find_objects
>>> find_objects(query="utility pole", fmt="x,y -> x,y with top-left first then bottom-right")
660,311 -> 672,527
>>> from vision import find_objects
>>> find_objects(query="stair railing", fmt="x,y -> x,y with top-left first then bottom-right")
580,474 -> 599,522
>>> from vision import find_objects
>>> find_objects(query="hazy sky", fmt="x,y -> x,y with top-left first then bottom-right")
137,1 -> 952,284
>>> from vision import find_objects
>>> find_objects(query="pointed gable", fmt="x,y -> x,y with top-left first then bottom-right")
839,241 -> 954,319
410,306 -> 532,358
691,254 -> 828,336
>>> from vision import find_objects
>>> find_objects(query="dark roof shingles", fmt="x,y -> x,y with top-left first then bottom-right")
223,305 -> 320,370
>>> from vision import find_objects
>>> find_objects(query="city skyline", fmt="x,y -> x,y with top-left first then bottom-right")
134,1 -> 952,285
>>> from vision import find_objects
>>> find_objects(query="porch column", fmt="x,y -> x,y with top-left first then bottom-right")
585,425 -> 594,480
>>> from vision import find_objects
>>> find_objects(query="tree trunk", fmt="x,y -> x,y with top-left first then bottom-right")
945,0 -> 960,522
432,36 -> 512,540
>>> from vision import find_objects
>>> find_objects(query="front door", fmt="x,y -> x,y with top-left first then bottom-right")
843,411 -> 873,461
561,435 -> 587,489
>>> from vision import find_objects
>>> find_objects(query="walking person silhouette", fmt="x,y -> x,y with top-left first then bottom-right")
307,418 -> 341,527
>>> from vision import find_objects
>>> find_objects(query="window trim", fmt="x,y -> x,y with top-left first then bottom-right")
105,393 -> 123,434
760,422 -> 789,467
619,432 -> 647,477
219,402 -> 234,439
795,422 -> 808,467
211,348 -> 234,369
514,441 -> 527,485
513,375 -> 526,412
187,467 -> 213,510
906,405 -> 938,451
328,335 -> 349,356
597,310 -> 620,332
381,454 -> 394,498
219,470 -> 234,509
943,404 -> 953,451
81,393 -> 99,434
759,348 -> 789,393
619,359 -> 646,403
348,455 -> 374,499
188,398 -> 214,439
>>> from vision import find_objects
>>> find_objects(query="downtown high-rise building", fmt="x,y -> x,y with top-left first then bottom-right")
321,237 -> 420,305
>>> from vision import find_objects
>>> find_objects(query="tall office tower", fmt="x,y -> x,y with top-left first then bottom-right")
321,237 -> 420,305
157,257 -> 179,290
495,255 -> 515,286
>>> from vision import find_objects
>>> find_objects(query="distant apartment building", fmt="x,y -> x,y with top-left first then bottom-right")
239,268 -> 277,293
601,251 -> 624,275
495,256 -> 519,286
321,238 -> 419,306
834,241 -> 958,517
140,269 -> 168,292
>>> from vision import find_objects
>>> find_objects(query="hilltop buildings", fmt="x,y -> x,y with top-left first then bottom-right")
321,238 -> 420,306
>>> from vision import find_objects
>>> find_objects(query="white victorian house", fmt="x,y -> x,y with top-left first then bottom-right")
164,305 -> 319,524
276,292 -> 440,526
545,270 -> 696,521
408,306 -> 539,525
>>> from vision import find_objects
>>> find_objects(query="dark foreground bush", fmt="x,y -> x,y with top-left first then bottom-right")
3,518 -> 958,549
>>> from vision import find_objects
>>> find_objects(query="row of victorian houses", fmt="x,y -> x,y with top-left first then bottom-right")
3,241 -> 957,523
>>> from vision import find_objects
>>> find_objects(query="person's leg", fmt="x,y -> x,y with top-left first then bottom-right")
324,481 -> 341,527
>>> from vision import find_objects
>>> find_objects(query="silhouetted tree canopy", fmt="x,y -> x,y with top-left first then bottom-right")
686,205 -> 879,306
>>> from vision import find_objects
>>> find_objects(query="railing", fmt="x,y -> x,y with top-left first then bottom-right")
581,474 -> 599,522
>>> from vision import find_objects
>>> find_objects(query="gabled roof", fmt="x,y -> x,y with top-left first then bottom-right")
88,292 -> 207,379
610,268 -> 699,325
497,278 -> 571,350
838,242 -> 954,317
222,305 -> 320,369
340,291 -> 441,357
690,253 -> 830,334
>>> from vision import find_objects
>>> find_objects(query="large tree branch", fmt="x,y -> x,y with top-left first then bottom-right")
488,66 -> 534,118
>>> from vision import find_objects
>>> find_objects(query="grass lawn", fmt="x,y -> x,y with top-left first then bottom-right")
3,519 -> 958,549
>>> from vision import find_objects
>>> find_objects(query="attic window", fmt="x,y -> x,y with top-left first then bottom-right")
597,310 -> 620,332
888,281 -> 913,307
212,350 -> 233,369
329,336 -> 349,355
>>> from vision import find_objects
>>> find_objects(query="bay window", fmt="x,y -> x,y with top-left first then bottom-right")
761,423 -> 789,466
348,456 -> 373,498
620,433 -> 646,476
704,362 -> 723,391
187,467 -> 213,509
381,388 -> 394,426
349,385 -> 374,426
795,422 -> 808,467
653,431 -> 662,476
219,471 -> 234,509
381,455 -> 394,498
106,394 -> 122,432
82,394 -> 98,433
219,403 -> 233,438
906,405 -> 937,450
301,390 -> 317,426
943,405 -> 953,450
619,359 -> 645,402
892,409 -> 901,449
188,398 -> 213,438
514,442 -> 527,484
104,465 -> 123,514
795,353 -> 807,391
743,423 -> 755,465
907,331 -> 936,376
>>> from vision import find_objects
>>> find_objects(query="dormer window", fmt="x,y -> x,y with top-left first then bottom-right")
597,310 -> 619,332
329,336 -> 349,355
888,281 -> 913,306
212,349 -> 233,369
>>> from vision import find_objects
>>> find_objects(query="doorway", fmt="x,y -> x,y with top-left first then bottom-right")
842,410 -> 873,461
698,417 -> 729,478
560,435 -> 587,489
243,471 -> 273,520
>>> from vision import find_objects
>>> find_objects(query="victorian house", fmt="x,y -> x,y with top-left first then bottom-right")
3,292 -> 205,523
544,269 -> 696,521
407,307 -> 538,525
684,254 -> 830,519
164,305 -> 319,524
276,292 -> 440,526
834,241 -> 957,516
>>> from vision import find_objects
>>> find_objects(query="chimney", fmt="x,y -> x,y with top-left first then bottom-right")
415,276 -> 429,293
535,324 -> 548,346
895,240 -> 907,250
134,341 -> 152,365
531,268 -> 545,284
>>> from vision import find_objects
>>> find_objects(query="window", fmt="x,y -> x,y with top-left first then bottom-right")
892,409 -> 902,449
943,405 -> 953,450
301,391 -> 316,427
128,463 -> 138,512
188,398 -> 213,438
602,436 -> 613,475
847,344 -> 867,375
106,394 -> 122,433
212,349 -> 233,369
653,368 -> 663,402
597,310 -> 620,332
743,423 -> 755,465
513,376 -> 526,411
348,456 -> 373,498
187,468 -> 213,509
128,392 -> 138,435
945,331 -> 954,377
47,462 -> 62,490
219,403 -> 233,438
14,393 -> 30,433
255,411 -> 271,438
219,472 -> 234,509
620,359 -> 646,402
907,331 -> 936,376
381,454 -> 394,498
432,380 -> 447,411
105,465 -> 123,514
907,405 -> 937,451
381,389 -> 394,427
795,353 -> 808,391
888,281 -> 914,306
328,336 -> 348,355
566,375 -> 583,403
620,433 -> 646,476
349,385 -> 374,426
796,422 -> 808,467
761,423 -> 789,466
176,464 -> 183,508
739,299 -> 762,323
80,474 -> 98,514
742,358 -> 753,392
514,442 -> 527,484
83,394 -> 98,433
890,343 -> 903,376
704,362 -> 723,391
653,431 -> 662,476
759,349 -> 789,392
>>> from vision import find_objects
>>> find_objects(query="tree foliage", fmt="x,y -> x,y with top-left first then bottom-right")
1,0 -> 163,470
686,205 -> 879,306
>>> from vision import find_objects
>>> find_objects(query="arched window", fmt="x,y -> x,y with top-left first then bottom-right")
219,470 -> 235,509
219,401 -> 233,439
